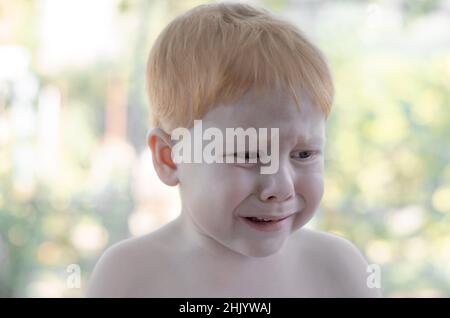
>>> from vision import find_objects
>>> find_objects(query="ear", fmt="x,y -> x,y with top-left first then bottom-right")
147,128 -> 179,186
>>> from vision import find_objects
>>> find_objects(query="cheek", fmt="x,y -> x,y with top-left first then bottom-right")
298,174 -> 324,205
181,164 -> 255,223
210,166 -> 256,214
220,167 -> 256,201
301,161 -> 325,204
293,167 -> 324,226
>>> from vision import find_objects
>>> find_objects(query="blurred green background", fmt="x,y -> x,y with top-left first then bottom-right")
0,0 -> 449,297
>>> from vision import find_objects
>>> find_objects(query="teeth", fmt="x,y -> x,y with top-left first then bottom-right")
249,217 -> 272,222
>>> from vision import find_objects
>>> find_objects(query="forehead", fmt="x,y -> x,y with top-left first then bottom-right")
201,87 -> 326,144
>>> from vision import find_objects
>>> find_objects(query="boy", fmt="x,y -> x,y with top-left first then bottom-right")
87,2 -> 381,297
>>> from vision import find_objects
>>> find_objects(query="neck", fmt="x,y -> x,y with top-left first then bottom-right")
172,210 -> 289,271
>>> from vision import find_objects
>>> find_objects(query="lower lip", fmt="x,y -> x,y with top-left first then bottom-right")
240,215 -> 292,232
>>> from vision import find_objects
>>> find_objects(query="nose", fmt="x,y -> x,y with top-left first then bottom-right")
258,165 -> 295,202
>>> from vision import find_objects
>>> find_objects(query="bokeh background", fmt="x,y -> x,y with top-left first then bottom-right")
1,0 -> 449,297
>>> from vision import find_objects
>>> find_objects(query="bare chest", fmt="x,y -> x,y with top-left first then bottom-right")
131,249 -> 332,297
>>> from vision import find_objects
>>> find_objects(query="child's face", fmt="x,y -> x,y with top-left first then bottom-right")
177,87 -> 326,258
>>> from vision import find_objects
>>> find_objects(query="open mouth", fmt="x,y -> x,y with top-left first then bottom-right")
243,215 -> 291,223
240,214 -> 293,232
244,217 -> 285,223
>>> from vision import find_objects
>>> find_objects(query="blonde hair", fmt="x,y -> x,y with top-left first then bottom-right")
146,2 -> 334,132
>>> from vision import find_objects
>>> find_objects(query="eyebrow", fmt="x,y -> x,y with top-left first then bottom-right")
295,135 -> 324,144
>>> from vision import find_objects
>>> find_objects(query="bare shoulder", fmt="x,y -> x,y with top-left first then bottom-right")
293,228 -> 382,297
86,222 -> 176,297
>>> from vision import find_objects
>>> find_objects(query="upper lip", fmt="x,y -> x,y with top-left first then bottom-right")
241,213 -> 294,221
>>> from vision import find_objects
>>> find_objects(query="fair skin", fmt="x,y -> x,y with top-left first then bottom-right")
87,86 -> 382,297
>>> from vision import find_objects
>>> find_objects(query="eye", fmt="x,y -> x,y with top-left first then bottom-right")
291,150 -> 317,160
233,151 -> 259,164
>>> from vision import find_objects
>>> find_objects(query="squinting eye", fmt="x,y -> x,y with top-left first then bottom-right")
233,151 -> 259,163
291,150 -> 316,160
